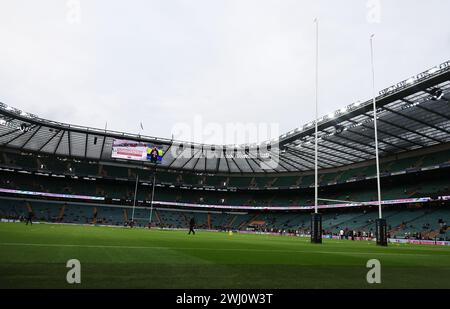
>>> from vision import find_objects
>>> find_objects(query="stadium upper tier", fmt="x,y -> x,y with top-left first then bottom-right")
1,61 -> 449,174
1,145 -> 449,190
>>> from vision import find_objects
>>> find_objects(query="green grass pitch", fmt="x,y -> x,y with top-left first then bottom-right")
0,222 -> 449,289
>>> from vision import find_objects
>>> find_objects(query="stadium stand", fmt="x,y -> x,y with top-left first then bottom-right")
0,61 -> 449,242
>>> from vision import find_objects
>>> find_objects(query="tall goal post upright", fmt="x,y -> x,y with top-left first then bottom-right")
131,173 -> 139,223
148,169 -> 156,227
311,17 -> 322,244
370,34 -> 388,246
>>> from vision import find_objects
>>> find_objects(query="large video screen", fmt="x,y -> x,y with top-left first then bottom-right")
111,139 -> 163,163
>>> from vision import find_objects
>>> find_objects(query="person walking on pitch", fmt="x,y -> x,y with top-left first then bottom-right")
25,209 -> 33,226
188,217 -> 196,235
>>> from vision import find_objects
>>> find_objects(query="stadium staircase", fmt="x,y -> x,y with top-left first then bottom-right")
0,153 -> 7,164
355,209 -> 402,232
181,213 -> 189,227
227,215 -> 237,229
238,213 -> 259,230
423,229 -> 441,240
389,224 -> 405,237
123,209 -> 128,223
407,185 -> 422,197
327,212 -> 370,231
58,204 -> 65,222
388,211 -> 432,237
268,177 -> 278,188
318,174 -> 325,185
92,207 -> 97,224
413,156 -> 425,169
154,210 -> 162,226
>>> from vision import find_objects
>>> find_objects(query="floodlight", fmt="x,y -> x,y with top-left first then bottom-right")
431,88 -> 443,101
334,125 -> 344,134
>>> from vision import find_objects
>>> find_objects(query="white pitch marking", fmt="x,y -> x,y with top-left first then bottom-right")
0,242 -> 435,257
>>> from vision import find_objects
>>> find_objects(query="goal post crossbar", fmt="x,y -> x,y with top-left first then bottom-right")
317,198 -> 365,205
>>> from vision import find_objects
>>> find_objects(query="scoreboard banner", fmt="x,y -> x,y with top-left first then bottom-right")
111,139 -> 163,162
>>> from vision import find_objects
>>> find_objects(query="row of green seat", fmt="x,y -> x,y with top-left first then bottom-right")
2,199 -> 447,239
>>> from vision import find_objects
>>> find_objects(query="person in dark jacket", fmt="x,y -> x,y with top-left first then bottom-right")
188,217 -> 196,235
25,209 -> 33,226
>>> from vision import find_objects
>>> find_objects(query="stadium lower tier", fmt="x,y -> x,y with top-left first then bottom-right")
1,198 -> 449,240
0,168 -> 449,207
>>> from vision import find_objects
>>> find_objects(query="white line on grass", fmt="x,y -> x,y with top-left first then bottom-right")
0,242 -> 435,257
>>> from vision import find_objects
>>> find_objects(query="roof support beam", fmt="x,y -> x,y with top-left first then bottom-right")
279,150 -> 316,170
242,156 -> 255,173
229,156 -> 243,174
311,140 -> 368,161
298,144 -> 353,166
20,125 -> 42,150
99,135 -> 107,160
288,135 -> 372,160
215,153 -> 221,173
330,132 -> 393,155
38,129 -> 60,152
223,149 -> 230,174
3,125 -> 38,146
166,152 -> 180,169
347,113 -> 425,149
412,101 -> 450,122
322,136 -> 376,157
158,143 -> 176,168
267,150 -> 302,171
286,138 -> 367,163
191,149 -> 202,171
383,106 -> 450,135
67,131 -> 72,157
0,129 -> 20,139
180,148 -> 202,170
167,147 -> 190,169
344,113 -> 424,150
161,143 -> 173,159
244,152 -> 268,173
53,130 -> 66,155
344,128 -> 408,151
84,133 -> 89,158
277,152 -> 309,170
284,146 -> 327,168
374,116 -> 440,144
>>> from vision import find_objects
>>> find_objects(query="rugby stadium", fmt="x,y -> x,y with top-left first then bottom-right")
0,60 -> 449,289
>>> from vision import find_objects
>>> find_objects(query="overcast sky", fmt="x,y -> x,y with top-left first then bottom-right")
1,0 -> 449,145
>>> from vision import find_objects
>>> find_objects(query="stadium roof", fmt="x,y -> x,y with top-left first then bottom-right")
1,60 -> 450,174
